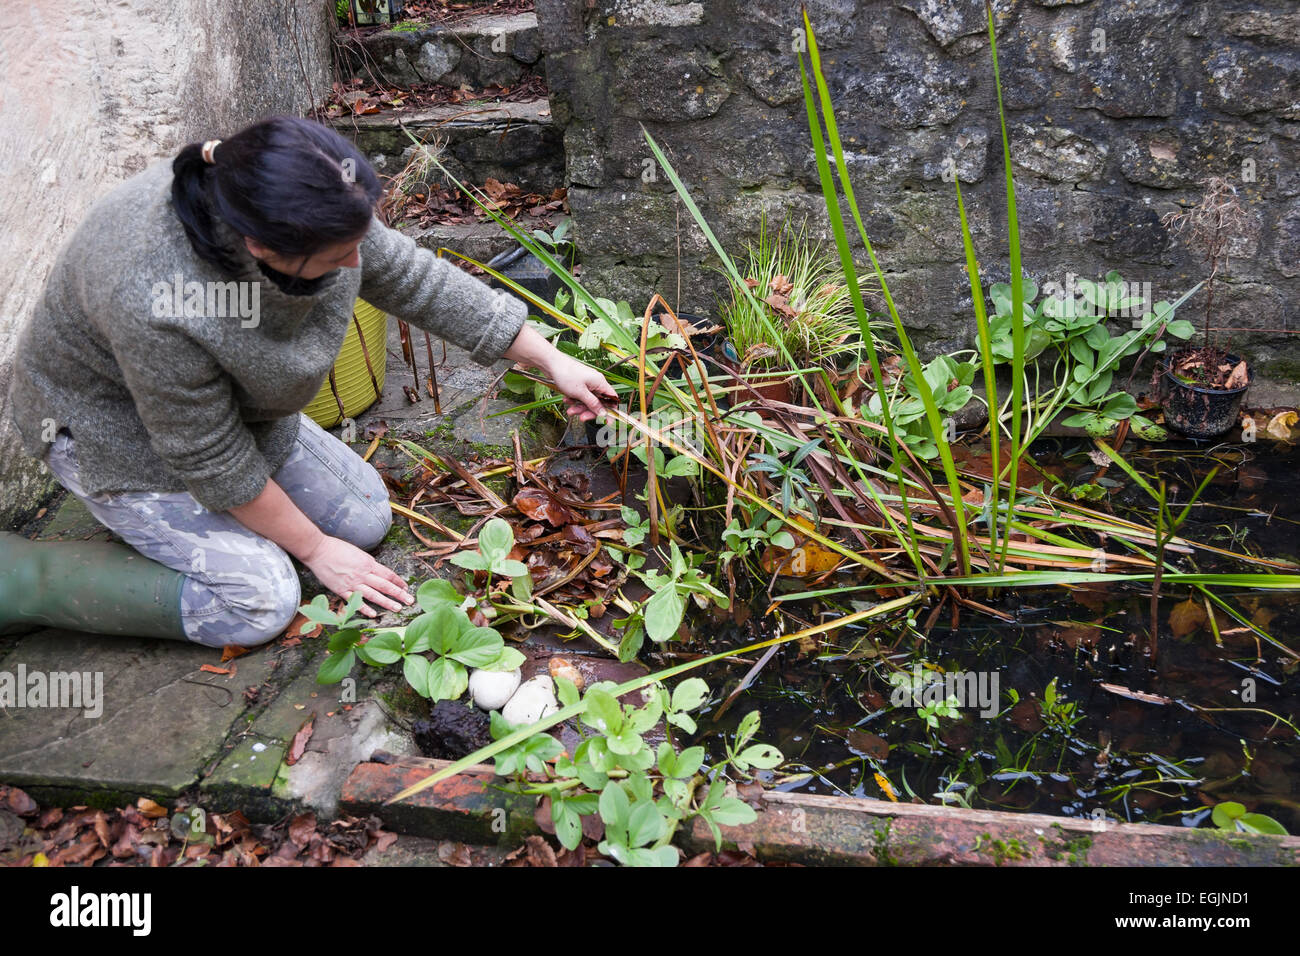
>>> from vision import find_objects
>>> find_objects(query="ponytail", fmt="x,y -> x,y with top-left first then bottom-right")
170,115 -> 384,277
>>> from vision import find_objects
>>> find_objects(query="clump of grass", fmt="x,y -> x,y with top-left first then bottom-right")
378,138 -> 448,224
718,215 -> 881,373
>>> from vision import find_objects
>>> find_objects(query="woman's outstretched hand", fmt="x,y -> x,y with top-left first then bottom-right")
548,351 -> 618,421
503,323 -> 617,421
301,534 -> 414,618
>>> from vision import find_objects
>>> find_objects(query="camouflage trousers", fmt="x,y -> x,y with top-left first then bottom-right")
44,414 -> 392,648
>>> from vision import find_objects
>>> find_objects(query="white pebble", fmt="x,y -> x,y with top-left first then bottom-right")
469,667 -> 522,710
502,675 -> 558,727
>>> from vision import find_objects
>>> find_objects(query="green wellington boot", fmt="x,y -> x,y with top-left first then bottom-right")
0,532 -> 187,640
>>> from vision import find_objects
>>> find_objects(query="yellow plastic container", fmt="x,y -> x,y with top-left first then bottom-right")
304,299 -> 388,427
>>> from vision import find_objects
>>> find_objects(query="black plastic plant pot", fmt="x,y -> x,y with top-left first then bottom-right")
1163,352 -> 1251,439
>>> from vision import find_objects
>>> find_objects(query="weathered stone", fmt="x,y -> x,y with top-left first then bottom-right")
565,124 -> 608,187
1224,10 -> 1300,48
1271,199 -> 1300,279
997,21 -> 1056,110
898,0 -> 1018,49
0,630 -> 297,802
385,47 -> 423,87
827,48 -> 973,129
1083,191 -> 1171,262
1118,122 -> 1268,191
1205,43 -> 1300,120
570,185 -> 711,258
511,22 -> 544,64
1075,2 -> 1180,117
739,0 -> 859,45
541,0 -> 1300,367
611,45 -> 730,120
33,494 -> 111,544
608,0 -> 705,28
679,791 -> 1300,866
414,40 -> 460,83
1012,125 -> 1107,183
734,49 -> 804,107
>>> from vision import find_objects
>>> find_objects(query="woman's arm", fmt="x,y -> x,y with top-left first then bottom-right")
229,478 -> 413,617
357,216 -> 618,418
503,323 -> 617,421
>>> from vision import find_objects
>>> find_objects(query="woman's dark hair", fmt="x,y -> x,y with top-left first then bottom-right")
171,115 -> 384,276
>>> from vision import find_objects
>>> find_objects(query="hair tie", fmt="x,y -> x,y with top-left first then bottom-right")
201,139 -> 222,165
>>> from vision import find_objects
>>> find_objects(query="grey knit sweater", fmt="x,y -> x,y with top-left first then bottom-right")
8,158 -> 526,512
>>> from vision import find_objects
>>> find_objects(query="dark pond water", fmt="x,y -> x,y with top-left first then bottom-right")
688,437 -> 1300,833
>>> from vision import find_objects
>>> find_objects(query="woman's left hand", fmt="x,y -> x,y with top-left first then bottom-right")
547,352 -> 618,421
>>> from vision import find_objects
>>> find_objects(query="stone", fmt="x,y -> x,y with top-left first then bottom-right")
1083,192 -> 1171,263
897,0 -> 1017,49
1075,2 -> 1180,118
1118,122 -> 1268,191
565,125 -> 608,187
383,47 -> 423,87
1273,199 -> 1300,279
827,48 -> 973,129
501,675 -> 558,726
1205,44 -> 1300,120
414,40 -> 460,83
469,668 -> 521,710
569,186 -> 710,259
1224,11 -> 1300,48
739,0 -> 859,45
1011,125 -> 1107,183
734,49 -> 804,107
609,0 -> 705,28
611,45 -> 730,121
33,495 -> 112,543
0,630 -> 294,802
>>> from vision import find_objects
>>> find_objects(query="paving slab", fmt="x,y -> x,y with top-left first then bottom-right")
32,494 -> 112,544
0,631 -> 309,806
200,646 -> 420,821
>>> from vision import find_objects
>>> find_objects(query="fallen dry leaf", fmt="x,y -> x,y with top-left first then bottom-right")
848,729 -> 890,760
1168,599 -> 1207,638
1225,361 -> 1249,389
199,664 -> 232,676
136,798 -> 167,819
286,715 -> 315,766
1266,410 -> 1297,441
1099,683 -> 1172,705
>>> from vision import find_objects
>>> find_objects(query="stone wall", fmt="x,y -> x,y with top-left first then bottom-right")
0,1 -> 334,527
537,0 -> 1300,371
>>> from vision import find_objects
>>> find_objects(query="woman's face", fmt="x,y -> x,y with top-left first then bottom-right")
242,234 -> 364,280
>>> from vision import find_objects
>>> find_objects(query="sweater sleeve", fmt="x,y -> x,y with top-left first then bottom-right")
356,214 -> 527,366
108,320 -> 272,513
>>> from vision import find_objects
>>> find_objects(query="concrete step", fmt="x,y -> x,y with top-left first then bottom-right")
338,12 -> 542,91
336,99 -> 563,195
399,220 -> 519,270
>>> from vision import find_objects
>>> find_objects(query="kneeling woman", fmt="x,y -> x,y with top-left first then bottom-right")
3,116 -> 615,646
